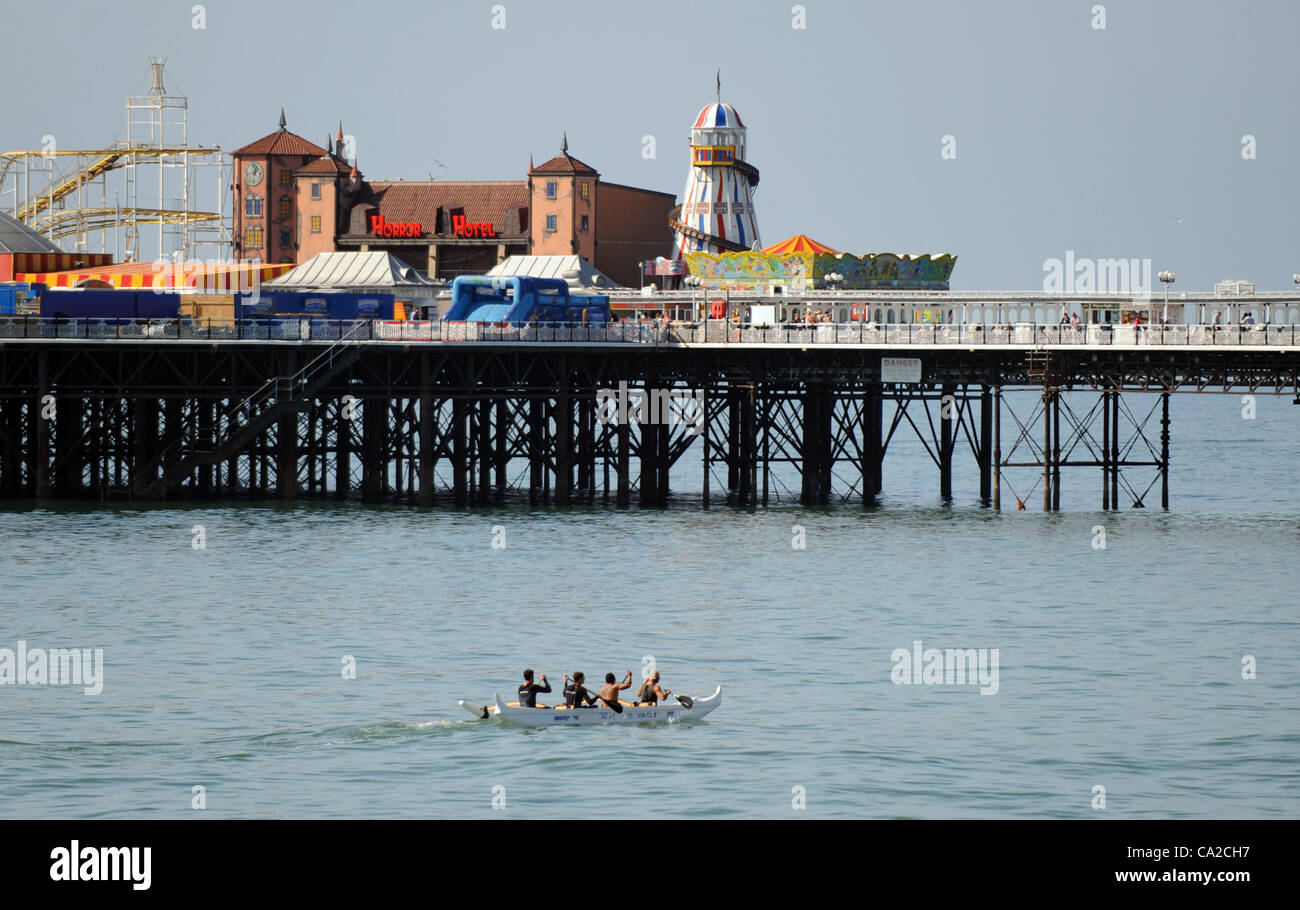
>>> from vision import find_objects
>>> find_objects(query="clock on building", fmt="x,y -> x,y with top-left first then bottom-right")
244,162 -> 264,187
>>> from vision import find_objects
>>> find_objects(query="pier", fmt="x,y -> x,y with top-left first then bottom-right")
0,317 -> 1297,510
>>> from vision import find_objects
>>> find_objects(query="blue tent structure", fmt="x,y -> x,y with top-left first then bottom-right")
444,276 -> 610,324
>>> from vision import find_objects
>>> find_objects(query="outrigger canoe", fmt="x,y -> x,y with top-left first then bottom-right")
458,686 -> 723,726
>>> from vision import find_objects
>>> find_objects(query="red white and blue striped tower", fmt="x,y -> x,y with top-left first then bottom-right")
670,80 -> 761,258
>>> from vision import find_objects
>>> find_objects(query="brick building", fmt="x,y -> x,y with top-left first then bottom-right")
230,118 -> 674,286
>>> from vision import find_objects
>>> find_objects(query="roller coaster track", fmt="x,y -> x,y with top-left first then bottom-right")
31,207 -> 222,241
0,147 -> 223,220
668,157 -> 761,254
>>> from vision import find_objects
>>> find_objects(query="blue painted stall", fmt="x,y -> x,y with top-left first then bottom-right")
238,290 -> 395,320
0,282 -> 45,315
41,288 -> 182,319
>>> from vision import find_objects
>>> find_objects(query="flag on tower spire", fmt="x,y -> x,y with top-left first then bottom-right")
716,69 -> 721,102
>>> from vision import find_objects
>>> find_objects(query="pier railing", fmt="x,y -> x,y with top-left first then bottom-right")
2,316 -> 1296,347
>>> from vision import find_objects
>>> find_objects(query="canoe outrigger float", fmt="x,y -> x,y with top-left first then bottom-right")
459,686 -> 723,726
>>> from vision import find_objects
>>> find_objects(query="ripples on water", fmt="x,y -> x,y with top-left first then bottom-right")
0,394 -> 1296,818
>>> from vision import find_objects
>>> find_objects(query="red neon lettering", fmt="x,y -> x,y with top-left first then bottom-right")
452,214 -> 496,239
370,214 -> 422,237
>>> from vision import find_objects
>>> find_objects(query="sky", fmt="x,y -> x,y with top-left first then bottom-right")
2,0 -> 1298,291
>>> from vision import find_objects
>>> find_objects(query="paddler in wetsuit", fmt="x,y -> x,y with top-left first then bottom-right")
564,672 -> 598,708
596,671 -> 633,713
517,669 -> 551,708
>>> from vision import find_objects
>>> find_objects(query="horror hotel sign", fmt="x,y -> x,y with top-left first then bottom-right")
368,214 -> 497,239
452,215 -> 497,238
369,215 -> 423,238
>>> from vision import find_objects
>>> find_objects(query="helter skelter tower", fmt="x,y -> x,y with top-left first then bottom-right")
669,76 -> 761,258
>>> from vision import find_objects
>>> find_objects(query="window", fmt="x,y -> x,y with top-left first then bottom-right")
580,214 -> 588,232
244,195 -> 262,217
311,182 -> 321,200
545,214 -> 556,232
280,170 -> 291,187
545,181 -> 556,199
580,181 -> 589,200
245,226 -> 263,249
279,197 -> 291,218
311,215 -> 322,233
279,229 -> 290,248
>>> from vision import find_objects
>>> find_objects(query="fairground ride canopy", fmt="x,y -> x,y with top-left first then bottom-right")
686,233 -> 956,292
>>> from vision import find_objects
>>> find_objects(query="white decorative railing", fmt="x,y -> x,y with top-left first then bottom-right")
1,317 -> 1295,347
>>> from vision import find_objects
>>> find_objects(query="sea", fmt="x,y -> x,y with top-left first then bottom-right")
1,391 -> 1297,819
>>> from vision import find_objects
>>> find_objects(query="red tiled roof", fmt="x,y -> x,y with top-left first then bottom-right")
354,181 -> 529,235
530,154 -> 598,175
297,155 -> 354,176
232,129 -> 329,157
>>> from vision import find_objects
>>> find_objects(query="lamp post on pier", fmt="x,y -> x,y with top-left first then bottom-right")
686,275 -> 702,324
1159,270 -> 1176,325
824,272 -> 843,321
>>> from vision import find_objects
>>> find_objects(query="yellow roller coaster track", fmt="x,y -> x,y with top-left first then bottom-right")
0,147 -> 223,220
31,207 -> 223,241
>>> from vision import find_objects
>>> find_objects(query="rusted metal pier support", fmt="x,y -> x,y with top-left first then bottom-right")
800,382 -> 832,505
992,386 -> 1002,510
978,386 -> 992,505
939,382 -> 955,501
33,352 -> 51,498
1102,387 -> 1111,510
1042,388 -> 1053,512
54,392 -> 83,498
1161,391 -> 1170,510
863,383 -> 883,503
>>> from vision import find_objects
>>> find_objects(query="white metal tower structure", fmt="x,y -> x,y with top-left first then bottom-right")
123,57 -> 226,261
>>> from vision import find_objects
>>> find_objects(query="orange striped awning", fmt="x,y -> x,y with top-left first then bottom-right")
16,261 -> 295,291
761,234 -> 840,256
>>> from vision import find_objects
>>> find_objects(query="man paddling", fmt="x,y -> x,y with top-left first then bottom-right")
596,671 -> 633,713
634,671 -> 671,706
517,668 -> 551,708
564,672 -> 598,708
